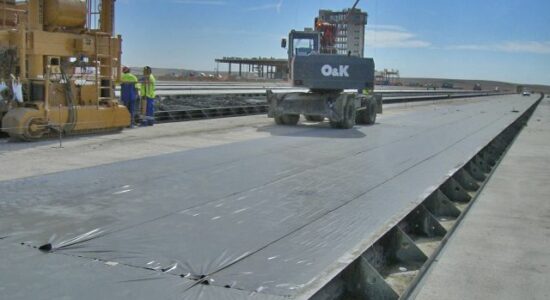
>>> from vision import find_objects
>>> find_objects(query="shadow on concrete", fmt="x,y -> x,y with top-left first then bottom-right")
257,121 -> 368,139
0,130 -> 124,152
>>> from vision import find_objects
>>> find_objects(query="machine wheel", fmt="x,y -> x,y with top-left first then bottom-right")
13,118 -> 48,141
304,115 -> 324,122
274,114 -> 300,126
329,101 -> 356,129
24,118 -> 49,141
356,100 -> 377,125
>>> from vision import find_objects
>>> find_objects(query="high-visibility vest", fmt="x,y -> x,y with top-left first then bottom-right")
120,72 -> 141,94
121,72 -> 138,83
141,74 -> 156,99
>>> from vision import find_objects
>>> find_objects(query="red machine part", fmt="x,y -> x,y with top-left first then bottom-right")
315,18 -> 337,54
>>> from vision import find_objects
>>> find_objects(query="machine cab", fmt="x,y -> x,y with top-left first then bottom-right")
281,30 -> 321,84
282,30 -> 321,60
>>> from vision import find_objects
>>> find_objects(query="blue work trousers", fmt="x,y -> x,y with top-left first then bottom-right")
142,97 -> 155,126
121,83 -> 137,128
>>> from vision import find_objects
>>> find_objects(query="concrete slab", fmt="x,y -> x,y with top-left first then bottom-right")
0,115 -> 272,181
0,95 -> 537,299
414,97 -> 550,300
0,96 -> 494,181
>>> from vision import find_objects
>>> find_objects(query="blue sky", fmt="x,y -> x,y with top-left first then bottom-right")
117,0 -> 550,85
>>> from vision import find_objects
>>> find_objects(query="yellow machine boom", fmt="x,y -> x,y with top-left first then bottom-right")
0,0 -> 129,140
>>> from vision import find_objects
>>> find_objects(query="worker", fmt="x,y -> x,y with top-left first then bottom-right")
120,66 -> 139,127
140,66 -> 156,126
362,87 -> 372,95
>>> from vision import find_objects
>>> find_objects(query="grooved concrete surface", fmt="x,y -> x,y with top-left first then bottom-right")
415,98 -> 550,300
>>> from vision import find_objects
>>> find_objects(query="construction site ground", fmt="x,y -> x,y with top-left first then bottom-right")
0,98 -> 484,181
0,94 -> 547,299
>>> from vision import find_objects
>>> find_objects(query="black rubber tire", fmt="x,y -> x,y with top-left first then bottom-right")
274,116 -> 283,125
356,100 -> 377,125
329,101 -> 356,129
274,114 -> 300,125
304,115 -> 324,122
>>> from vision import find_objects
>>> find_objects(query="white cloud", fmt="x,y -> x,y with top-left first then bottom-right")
245,0 -> 283,13
448,41 -> 550,54
449,44 -> 490,51
173,0 -> 226,5
366,25 -> 430,48
368,24 -> 407,32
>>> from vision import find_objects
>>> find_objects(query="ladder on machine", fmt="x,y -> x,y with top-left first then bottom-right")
94,34 -> 115,107
89,0 -> 116,107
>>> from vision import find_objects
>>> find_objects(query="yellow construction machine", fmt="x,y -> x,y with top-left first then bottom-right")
0,0 -> 129,140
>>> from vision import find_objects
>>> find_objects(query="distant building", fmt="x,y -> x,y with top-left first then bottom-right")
318,8 -> 368,57
375,69 -> 401,86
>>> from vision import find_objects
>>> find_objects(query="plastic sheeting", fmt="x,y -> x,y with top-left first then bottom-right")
0,95 -> 537,299
0,81 -> 8,105
0,243 -> 195,300
12,79 -> 23,103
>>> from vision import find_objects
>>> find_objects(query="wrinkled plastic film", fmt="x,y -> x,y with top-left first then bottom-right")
0,96 -> 537,299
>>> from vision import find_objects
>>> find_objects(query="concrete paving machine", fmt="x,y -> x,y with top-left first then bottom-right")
0,0 -> 129,140
267,3 -> 382,129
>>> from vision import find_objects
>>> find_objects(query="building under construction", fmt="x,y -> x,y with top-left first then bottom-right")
317,8 -> 368,57
375,69 -> 401,85
214,57 -> 288,80
213,7 -> 368,80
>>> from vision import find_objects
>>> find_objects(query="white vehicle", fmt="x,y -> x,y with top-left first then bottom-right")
522,91 -> 531,96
